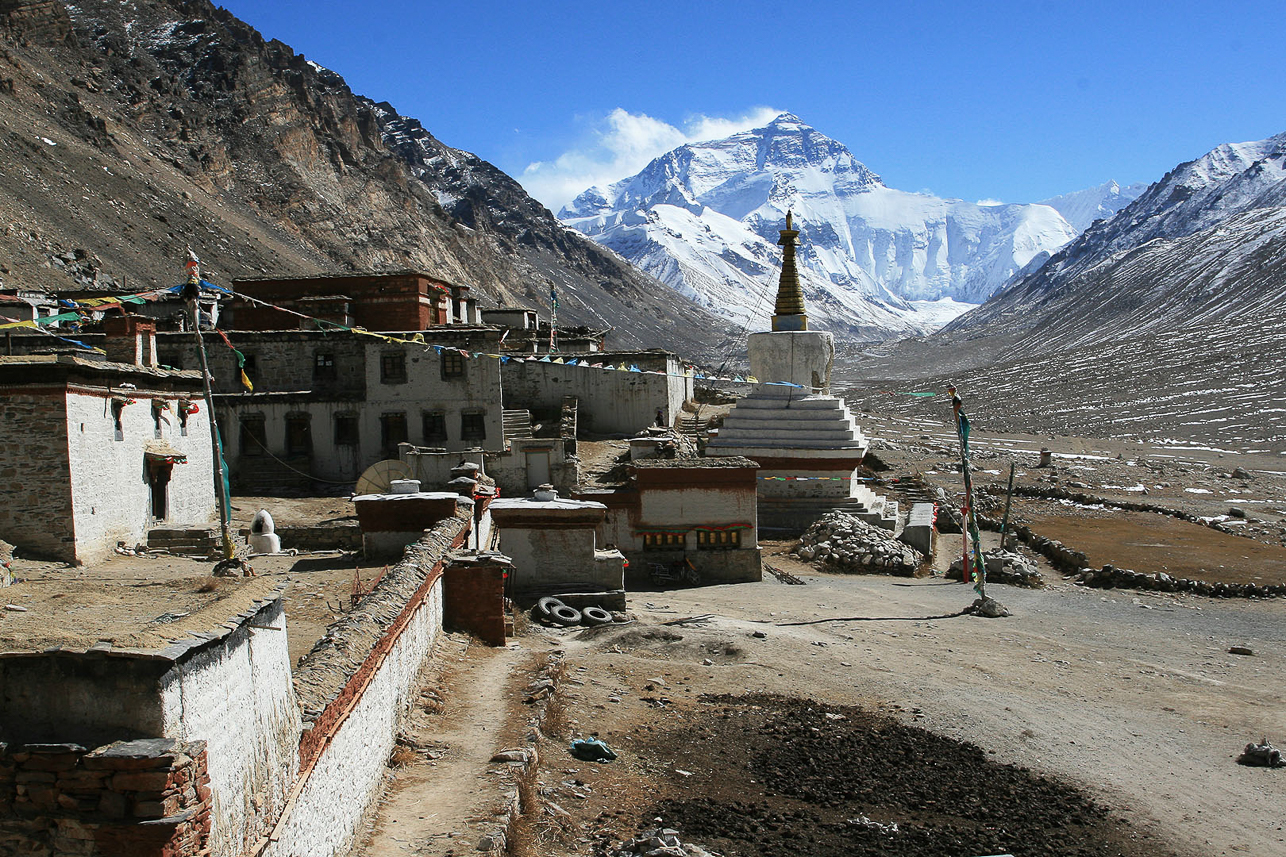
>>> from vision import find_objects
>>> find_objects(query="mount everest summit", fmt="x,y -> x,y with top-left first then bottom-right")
561,113 -> 1097,340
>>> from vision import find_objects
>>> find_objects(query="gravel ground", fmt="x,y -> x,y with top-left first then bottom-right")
515,545 -> 1284,857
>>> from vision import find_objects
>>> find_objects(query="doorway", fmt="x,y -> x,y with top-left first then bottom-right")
148,461 -> 172,521
525,450 -> 551,489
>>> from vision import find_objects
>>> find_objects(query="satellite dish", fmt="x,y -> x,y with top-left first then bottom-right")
355,459 -> 413,496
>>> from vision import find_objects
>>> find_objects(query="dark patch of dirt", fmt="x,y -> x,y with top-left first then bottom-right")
639,694 -> 1176,857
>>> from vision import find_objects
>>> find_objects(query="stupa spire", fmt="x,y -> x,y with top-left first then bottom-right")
772,210 -> 808,331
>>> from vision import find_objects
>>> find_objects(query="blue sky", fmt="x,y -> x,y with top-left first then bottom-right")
217,0 -> 1285,211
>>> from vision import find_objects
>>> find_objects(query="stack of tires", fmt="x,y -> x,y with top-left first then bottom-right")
532,596 -> 613,628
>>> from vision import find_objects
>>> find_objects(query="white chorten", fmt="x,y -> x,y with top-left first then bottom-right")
707,212 -> 895,530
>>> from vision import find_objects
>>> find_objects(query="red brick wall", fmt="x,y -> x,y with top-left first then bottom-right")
442,561 -> 507,647
229,274 -> 449,331
0,739 -> 211,857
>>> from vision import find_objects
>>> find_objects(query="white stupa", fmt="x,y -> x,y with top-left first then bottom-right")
707,212 -> 896,530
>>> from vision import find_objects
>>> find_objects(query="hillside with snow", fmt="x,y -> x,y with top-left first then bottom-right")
1039,180 -> 1148,232
561,113 -> 1080,340
842,130 -> 1286,452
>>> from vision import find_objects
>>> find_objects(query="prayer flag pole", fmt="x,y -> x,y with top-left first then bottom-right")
948,384 -> 986,600
181,250 -> 250,576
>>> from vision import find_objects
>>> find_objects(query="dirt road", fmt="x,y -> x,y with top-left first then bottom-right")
514,548 -> 1284,857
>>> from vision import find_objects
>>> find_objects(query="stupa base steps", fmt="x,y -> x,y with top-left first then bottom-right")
757,489 -> 900,535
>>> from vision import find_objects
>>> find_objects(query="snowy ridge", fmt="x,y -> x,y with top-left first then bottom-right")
1039,180 -> 1147,232
949,129 -> 1286,355
562,113 -> 1080,340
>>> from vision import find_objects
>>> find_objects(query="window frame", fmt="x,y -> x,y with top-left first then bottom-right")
380,351 -> 407,384
422,411 -> 448,443
333,412 -> 359,447
460,410 -> 486,442
440,350 -> 465,380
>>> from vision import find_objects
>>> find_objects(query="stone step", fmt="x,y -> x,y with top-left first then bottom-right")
733,396 -> 850,411
502,409 -> 534,440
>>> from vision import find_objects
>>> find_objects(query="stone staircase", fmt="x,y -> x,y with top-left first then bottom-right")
147,527 -> 220,556
502,409 -> 534,442
675,414 -> 709,438
759,487 -> 899,535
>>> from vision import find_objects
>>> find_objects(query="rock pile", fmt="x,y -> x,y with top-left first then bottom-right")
1076,565 -> 1285,598
793,511 -> 923,576
611,826 -> 720,857
948,549 -> 1044,588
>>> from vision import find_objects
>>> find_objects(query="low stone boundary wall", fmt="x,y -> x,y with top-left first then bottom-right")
973,488 -> 1282,599
256,513 -> 470,857
0,738 -> 210,857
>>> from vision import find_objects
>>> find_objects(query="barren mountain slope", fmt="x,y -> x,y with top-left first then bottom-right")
0,0 -> 735,356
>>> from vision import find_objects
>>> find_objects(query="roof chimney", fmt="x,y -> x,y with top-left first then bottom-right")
102,314 -> 158,367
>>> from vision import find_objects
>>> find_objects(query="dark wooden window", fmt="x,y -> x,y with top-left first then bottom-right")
380,412 -> 408,456
314,352 -> 336,383
285,415 -> 312,455
697,529 -> 741,550
460,410 -> 486,441
334,413 -> 359,447
381,352 -> 406,384
422,411 -> 447,442
440,351 -> 465,380
241,353 -> 258,385
240,415 -> 267,456
111,401 -> 125,442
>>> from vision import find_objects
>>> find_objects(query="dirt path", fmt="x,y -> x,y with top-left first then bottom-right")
354,636 -> 528,857
513,549 -> 1284,857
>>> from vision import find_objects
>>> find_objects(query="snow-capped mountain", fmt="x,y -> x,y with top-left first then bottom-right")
941,129 -> 1286,357
561,113 -> 1079,340
1039,180 -> 1147,232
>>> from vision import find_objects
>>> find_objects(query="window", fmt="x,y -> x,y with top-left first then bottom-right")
380,412 -> 408,456
285,414 -> 312,456
314,352 -> 336,383
422,411 -> 447,443
178,400 -> 191,437
697,529 -> 742,550
440,351 -> 464,380
152,403 -> 164,438
240,415 -> 267,456
334,413 -> 359,447
111,400 -> 125,442
380,352 -> 406,384
460,410 -> 486,442
643,532 -> 685,550
241,354 -> 258,386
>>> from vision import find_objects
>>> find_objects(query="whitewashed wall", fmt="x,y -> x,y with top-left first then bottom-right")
159,599 -> 301,857
264,580 -> 444,857
65,388 -> 215,564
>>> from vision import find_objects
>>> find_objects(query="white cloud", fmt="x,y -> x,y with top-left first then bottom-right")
520,106 -> 783,213
975,198 -> 1006,206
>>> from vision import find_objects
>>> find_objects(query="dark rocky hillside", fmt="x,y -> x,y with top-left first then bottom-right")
0,0 -> 737,356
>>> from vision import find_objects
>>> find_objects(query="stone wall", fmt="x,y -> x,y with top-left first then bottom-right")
65,387 -> 215,564
0,390 -> 74,560
261,515 -> 469,857
158,599 -> 300,857
501,353 -> 691,436
0,738 -> 211,857
443,555 -> 509,647
158,331 -> 367,397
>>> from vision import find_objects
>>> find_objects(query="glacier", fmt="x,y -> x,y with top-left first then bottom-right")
561,113 -> 1081,340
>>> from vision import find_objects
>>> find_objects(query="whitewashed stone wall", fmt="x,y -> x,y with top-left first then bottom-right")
159,599 -> 301,857
501,354 -> 691,435
264,579 -> 444,857
65,389 -> 215,563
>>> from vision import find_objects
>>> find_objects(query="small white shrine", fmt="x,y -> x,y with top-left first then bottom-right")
706,212 -> 897,531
